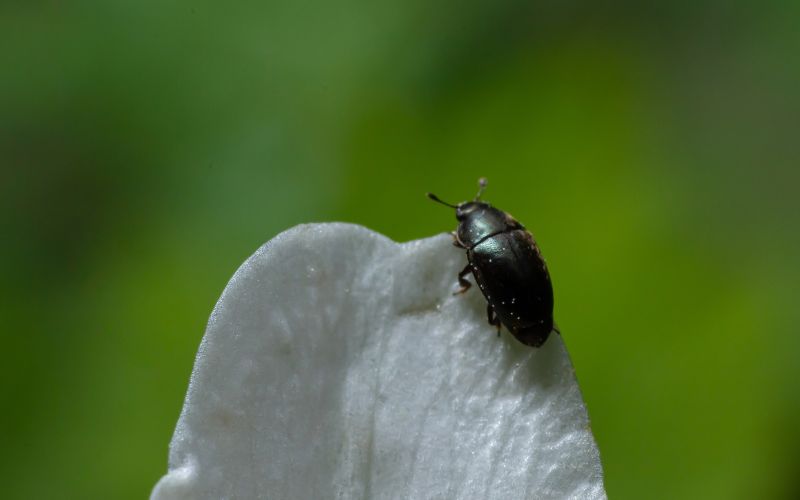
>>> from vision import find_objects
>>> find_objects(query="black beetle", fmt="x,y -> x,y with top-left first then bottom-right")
428,178 -> 558,347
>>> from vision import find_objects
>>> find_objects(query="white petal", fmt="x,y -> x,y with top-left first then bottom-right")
151,223 -> 606,500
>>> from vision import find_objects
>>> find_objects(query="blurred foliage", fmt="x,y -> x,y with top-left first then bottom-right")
1,1 -> 799,499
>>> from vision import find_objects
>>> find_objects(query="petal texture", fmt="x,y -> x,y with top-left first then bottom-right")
151,223 -> 606,500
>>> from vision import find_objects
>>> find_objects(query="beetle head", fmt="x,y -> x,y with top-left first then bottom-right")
427,177 -> 490,220
455,201 -> 490,221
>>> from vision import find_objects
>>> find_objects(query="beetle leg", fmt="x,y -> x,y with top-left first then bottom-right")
453,263 -> 472,295
486,303 -> 502,336
451,231 -> 466,249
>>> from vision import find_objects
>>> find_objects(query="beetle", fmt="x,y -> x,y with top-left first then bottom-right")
427,178 -> 558,347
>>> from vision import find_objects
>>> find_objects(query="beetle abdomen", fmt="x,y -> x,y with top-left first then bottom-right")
468,230 -> 554,345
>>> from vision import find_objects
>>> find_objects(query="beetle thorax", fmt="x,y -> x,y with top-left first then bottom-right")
456,202 -> 520,248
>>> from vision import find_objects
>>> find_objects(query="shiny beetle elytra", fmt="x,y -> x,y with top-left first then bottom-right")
427,178 -> 558,347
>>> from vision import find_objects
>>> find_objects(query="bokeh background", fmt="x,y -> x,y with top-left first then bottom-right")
2,1 -> 799,498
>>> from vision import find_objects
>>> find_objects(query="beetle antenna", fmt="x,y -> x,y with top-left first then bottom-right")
426,192 -> 458,208
475,177 -> 488,200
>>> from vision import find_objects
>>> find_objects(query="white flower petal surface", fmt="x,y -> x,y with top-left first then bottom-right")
151,223 -> 606,500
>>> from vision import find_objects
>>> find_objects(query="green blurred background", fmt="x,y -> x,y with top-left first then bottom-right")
2,1 -> 798,498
